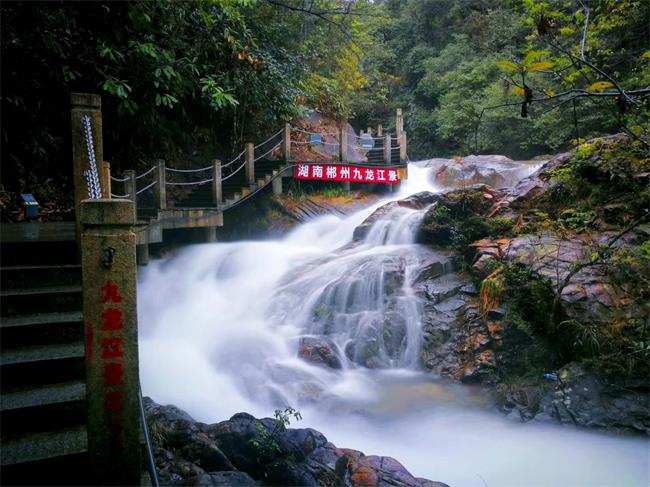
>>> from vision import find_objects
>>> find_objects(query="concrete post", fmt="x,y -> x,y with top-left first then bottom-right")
384,134 -> 391,164
211,159 -> 222,206
246,143 -> 255,186
282,123 -> 291,162
377,125 -> 383,137
154,159 -> 166,210
80,199 -> 141,485
396,108 -> 403,137
136,244 -> 149,266
71,93 -> 103,240
272,176 -> 283,196
400,132 -> 407,162
124,170 -> 137,220
342,181 -> 351,192
367,127 -> 372,136
339,125 -> 347,162
101,162 -> 111,199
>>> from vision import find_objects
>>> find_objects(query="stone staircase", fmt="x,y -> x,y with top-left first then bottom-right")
0,233 -> 90,485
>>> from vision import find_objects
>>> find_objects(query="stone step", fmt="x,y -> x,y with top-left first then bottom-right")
0,426 -> 88,466
1,264 -> 81,290
1,286 -> 82,317
1,381 -> 87,439
1,311 -> 83,329
1,312 -> 83,351
0,285 -> 82,297
1,342 -> 85,366
1,380 -> 86,412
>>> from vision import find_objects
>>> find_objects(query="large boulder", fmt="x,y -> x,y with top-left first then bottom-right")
298,336 -> 343,369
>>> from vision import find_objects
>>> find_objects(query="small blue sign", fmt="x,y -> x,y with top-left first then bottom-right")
309,134 -> 323,145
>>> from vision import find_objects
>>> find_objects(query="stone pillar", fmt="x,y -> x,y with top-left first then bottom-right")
154,159 -> 166,210
282,123 -> 291,162
272,176 -> 283,196
384,134 -> 391,164
124,170 -> 137,220
101,162 -> 111,199
203,226 -> 217,243
342,181 -> 350,192
211,159 -> 222,206
136,244 -> 149,266
377,125 -> 383,137
396,108 -> 403,137
339,125 -> 347,162
71,93 -> 104,239
366,127 -> 372,136
80,199 -> 141,486
246,143 -> 255,186
400,132 -> 407,163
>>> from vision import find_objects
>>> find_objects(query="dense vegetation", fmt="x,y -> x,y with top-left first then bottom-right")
1,0 -> 648,201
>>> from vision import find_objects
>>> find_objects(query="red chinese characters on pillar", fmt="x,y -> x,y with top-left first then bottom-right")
100,280 -> 126,451
294,163 -> 400,184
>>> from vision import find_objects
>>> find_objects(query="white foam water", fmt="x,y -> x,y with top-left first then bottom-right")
138,163 -> 649,486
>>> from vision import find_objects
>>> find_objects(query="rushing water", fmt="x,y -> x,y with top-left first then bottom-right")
138,162 -> 649,486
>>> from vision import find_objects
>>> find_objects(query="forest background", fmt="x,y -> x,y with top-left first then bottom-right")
1,0 -> 648,201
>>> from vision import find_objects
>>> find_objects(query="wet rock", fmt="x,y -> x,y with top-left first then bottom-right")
496,364 -> 650,434
298,336 -> 343,369
171,471 -> 258,486
145,399 -> 446,486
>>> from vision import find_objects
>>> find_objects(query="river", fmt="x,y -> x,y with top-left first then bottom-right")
138,162 -> 649,486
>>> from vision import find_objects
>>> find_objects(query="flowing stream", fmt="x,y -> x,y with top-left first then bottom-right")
138,163 -> 649,486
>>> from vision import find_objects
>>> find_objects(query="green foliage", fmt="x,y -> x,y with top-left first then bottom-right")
250,407 -> 302,467
420,190 -> 513,250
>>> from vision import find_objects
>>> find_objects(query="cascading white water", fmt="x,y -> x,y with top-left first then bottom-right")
138,162 -> 649,486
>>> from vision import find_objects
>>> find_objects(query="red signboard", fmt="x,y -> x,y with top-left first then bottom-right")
294,163 -> 400,184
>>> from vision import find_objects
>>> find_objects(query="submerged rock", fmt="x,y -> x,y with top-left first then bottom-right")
144,398 -> 448,487
298,336 -> 343,369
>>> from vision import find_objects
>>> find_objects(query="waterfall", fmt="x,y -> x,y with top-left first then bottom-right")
138,161 -> 648,486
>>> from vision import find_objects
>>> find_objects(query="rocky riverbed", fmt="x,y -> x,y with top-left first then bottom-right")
144,398 -> 448,487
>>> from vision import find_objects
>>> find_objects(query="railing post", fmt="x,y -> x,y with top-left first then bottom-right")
101,162 -> 111,199
400,132 -> 407,163
71,93 -> 104,240
367,127 -> 372,136
154,159 -> 166,211
396,108 -> 403,137
282,123 -> 291,162
80,198 -> 141,485
124,170 -> 137,220
246,143 -> 255,186
212,159 -> 222,205
377,125 -> 383,137
339,125 -> 347,163
384,134 -> 391,164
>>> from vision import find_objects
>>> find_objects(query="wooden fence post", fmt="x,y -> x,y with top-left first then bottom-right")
154,159 -> 166,210
71,93 -> 104,240
80,198 -> 141,485
246,143 -> 255,186
212,159 -> 222,205
101,162 -> 111,198
384,134 -> 391,164
282,123 -> 291,162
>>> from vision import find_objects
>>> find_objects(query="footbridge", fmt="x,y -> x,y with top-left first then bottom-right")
71,94 -> 408,264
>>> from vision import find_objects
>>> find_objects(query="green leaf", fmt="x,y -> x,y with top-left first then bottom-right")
587,81 -> 615,93
512,86 -> 526,97
496,60 -> 521,72
523,50 -> 551,66
527,61 -> 554,72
